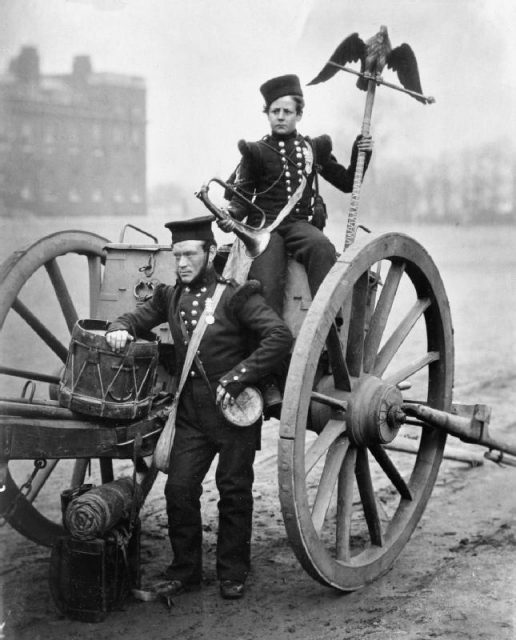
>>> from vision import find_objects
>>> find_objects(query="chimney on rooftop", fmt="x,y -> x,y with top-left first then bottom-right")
72,55 -> 92,84
9,46 -> 40,83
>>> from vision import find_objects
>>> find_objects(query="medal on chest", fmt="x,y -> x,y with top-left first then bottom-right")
205,297 -> 215,325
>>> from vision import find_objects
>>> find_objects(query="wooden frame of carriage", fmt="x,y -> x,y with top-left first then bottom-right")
1,27 -> 515,593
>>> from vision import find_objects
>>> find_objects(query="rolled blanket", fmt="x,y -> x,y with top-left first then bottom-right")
65,477 -> 142,540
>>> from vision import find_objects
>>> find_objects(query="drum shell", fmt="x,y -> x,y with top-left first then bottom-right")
59,319 -> 158,420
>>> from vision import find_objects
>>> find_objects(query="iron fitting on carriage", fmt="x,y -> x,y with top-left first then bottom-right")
346,375 -> 405,447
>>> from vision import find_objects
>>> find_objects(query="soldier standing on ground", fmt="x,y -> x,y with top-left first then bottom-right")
106,216 -> 292,600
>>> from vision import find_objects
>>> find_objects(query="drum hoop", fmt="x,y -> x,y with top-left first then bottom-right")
59,318 -> 159,419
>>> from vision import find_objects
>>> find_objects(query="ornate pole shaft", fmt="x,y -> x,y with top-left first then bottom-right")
344,78 -> 376,250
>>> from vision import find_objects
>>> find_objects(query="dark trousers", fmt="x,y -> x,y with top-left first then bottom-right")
164,379 -> 259,584
249,220 -> 337,315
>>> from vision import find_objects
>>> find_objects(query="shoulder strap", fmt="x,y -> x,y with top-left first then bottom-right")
178,318 -> 213,397
175,282 -> 226,398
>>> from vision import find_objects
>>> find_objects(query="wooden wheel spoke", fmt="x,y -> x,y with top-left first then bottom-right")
305,419 -> 347,475
310,390 -> 348,411
346,272 -> 369,377
373,297 -> 431,377
25,460 -> 59,502
336,297 -> 352,356
88,256 -> 102,318
311,438 -> 350,533
12,297 -> 68,363
363,261 -> 405,373
369,444 -> 412,500
326,324 -> 351,391
336,446 -> 357,561
384,351 -> 440,386
355,448 -> 383,547
45,258 -> 79,333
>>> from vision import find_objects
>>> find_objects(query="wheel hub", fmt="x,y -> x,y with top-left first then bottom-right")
347,375 -> 405,446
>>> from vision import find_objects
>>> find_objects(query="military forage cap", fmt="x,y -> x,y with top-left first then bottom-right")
165,215 -> 215,244
260,74 -> 303,107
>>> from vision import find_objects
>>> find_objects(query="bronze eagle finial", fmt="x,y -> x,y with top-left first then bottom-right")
308,25 -> 427,104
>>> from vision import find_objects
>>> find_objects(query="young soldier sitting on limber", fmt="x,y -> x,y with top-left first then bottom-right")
217,73 -> 373,411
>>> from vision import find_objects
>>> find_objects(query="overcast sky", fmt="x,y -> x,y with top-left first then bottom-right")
2,0 -> 515,190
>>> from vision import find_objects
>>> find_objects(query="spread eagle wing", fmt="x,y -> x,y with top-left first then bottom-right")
386,43 -> 426,103
307,33 -> 366,85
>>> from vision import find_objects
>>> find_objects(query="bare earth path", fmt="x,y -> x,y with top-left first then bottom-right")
1,373 -> 515,640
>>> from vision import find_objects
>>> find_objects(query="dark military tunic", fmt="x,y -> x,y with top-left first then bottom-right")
226,130 -> 371,314
108,268 -> 292,585
228,130 -> 370,226
108,269 -> 291,392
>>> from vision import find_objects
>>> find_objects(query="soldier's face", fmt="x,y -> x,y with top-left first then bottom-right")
267,96 -> 301,135
173,240 -> 214,283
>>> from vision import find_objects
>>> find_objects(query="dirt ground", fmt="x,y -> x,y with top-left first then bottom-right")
1,371 -> 515,640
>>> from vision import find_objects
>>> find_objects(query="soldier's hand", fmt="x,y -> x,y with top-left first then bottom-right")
216,213 -> 237,233
357,135 -> 374,152
105,330 -> 134,353
216,383 -> 236,407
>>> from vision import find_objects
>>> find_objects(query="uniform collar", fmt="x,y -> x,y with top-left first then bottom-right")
178,266 -> 217,291
269,129 -> 299,142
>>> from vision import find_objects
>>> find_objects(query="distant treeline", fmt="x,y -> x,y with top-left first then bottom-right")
149,141 -> 515,226
326,140 -> 515,225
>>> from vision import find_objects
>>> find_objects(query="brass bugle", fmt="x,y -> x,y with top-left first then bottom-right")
195,180 -> 270,258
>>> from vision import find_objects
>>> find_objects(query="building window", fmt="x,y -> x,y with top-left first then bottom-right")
21,184 -> 33,200
92,188 -> 103,202
130,190 -> 142,204
69,188 -> 81,203
92,123 -> 103,157
69,126 -> 80,155
130,127 -> 140,146
113,189 -> 124,203
21,122 -> 34,153
113,127 -> 123,146
92,123 -> 102,143
69,126 -> 79,143
20,122 -> 32,140
0,140 -> 12,155
44,126 -> 55,154
44,126 -> 55,145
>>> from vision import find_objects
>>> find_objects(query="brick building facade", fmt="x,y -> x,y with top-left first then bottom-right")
0,47 -> 146,217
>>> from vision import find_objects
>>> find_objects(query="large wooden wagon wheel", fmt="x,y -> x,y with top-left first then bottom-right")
279,232 -> 454,591
0,231 -> 157,546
